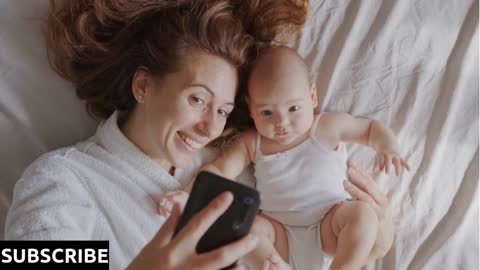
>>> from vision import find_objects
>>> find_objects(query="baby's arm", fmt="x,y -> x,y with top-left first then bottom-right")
158,130 -> 256,217
318,112 -> 410,175
183,129 -> 257,193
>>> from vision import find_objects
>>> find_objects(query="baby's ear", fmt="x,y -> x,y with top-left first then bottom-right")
310,82 -> 318,108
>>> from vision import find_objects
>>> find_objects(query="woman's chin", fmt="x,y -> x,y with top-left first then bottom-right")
168,150 -> 196,169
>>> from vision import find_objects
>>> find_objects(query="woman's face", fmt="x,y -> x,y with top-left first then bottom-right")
126,50 -> 237,170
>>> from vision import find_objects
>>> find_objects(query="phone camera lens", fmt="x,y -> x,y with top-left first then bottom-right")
232,220 -> 242,230
243,197 -> 254,205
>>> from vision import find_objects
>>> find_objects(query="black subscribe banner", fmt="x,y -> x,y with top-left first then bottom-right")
0,241 -> 109,269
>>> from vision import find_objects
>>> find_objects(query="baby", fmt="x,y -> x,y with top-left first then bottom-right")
159,47 -> 409,270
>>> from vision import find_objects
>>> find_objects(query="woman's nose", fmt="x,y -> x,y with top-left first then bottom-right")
197,110 -> 220,139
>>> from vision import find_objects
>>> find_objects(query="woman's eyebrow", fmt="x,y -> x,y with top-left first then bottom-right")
189,83 -> 213,95
189,83 -> 234,106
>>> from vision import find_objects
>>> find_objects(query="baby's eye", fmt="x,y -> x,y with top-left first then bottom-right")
289,106 -> 300,112
217,109 -> 230,118
260,110 -> 273,116
189,96 -> 205,105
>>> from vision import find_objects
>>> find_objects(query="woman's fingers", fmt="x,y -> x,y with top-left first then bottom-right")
164,190 -> 189,210
347,161 -> 388,208
169,190 -> 189,209
343,180 -> 382,217
173,191 -> 234,248
195,234 -> 258,270
151,202 -> 183,248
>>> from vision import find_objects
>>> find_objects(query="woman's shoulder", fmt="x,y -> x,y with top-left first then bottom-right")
18,140 -> 97,189
6,145 -> 99,241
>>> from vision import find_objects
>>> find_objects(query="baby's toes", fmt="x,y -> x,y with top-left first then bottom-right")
261,259 -> 271,270
157,198 -> 173,217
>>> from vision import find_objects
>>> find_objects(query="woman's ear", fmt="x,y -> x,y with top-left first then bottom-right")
310,82 -> 318,108
132,67 -> 150,104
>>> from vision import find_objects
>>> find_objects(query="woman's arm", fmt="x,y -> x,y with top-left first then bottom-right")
4,153 -> 96,240
130,192 -> 257,270
343,161 -> 395,260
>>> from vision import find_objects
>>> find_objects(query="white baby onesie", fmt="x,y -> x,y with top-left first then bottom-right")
253,113 -> 351,269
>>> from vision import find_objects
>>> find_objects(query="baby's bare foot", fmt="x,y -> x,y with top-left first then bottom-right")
261,254 -> 291,270
156,190 -> 189,217
157,196 -> 173,217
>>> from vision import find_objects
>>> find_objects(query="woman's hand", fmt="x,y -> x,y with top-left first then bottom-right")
343,161 -> 395,259
128,192 -> 258,270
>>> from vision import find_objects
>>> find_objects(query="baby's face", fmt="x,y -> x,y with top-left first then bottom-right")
248,73 -> 317,145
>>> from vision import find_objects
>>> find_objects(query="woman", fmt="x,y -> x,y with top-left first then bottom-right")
4,0 -> 394,269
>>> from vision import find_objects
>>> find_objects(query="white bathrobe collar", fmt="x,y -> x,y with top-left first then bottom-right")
95,111 -> 182,189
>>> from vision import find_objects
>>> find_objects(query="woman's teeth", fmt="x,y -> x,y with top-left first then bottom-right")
179,133 -> 202,149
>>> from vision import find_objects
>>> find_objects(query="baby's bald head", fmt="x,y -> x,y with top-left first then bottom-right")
248,46 -> 311,97
246,47 -> 318,144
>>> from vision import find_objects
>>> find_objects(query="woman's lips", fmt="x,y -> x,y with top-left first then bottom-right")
177,131 -> 205,150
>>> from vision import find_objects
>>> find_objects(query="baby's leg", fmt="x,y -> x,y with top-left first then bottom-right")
320,201 -> 379,270
244,214 -> 291,270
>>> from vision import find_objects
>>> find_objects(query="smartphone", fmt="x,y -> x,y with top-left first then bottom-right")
174,171 -> 260,268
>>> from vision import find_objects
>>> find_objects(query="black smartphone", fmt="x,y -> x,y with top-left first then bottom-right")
173,171 -> 260,268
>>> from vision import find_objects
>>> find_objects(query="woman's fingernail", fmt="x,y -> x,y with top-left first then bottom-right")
219,192 -> 234,205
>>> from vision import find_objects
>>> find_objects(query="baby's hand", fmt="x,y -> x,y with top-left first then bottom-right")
156,190 -> 189,218
374,149 -> 410,176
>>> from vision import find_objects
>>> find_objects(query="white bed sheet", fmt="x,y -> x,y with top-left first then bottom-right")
1,1 -> 478,269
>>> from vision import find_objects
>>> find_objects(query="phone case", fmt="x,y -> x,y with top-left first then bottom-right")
174,171 -> 260,267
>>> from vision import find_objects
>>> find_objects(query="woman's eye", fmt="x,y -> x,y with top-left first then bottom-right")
190,96 -> 205,105
261,110 -> 273,116
289,106 -> 300,112
217,109 -> 229,118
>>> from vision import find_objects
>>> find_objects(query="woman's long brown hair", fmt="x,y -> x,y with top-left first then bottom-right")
46,0 -> 309,147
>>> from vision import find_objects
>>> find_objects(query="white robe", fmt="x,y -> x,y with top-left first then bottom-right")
4,111 -> 205,269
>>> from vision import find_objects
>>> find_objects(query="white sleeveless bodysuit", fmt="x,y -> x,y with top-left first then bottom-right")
253,113 -> 351,269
